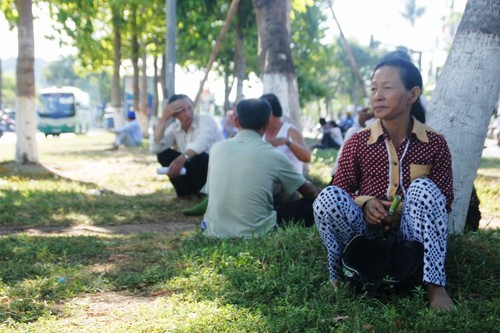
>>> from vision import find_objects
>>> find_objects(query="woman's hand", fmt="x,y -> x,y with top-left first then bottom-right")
363,198 -> 388,225
382,211 -> 401,231
363,198 -> 401,230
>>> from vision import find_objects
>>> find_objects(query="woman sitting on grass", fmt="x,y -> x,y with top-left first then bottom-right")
313,58 -> 455,311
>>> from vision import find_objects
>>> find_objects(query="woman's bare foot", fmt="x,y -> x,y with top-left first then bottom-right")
427,284 -> 454,311
330,279 -> 340,289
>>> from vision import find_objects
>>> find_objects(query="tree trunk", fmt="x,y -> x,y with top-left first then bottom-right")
111,6 -> 123,129
139,42 -> 149,138
234,5 -> 247,104
152,55 -> 160,119
223,73 -> 233,112
193,0 -> 240,108
426,0 -> 500,233
0,57 -> 3,111
131,21 -> 140,121
252,0 -> 302,130
165,0 -> 176,100
15,0 -> 38,164
160,53 -> 166,100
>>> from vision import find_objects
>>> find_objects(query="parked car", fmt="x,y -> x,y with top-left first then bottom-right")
0,109 -> 16,132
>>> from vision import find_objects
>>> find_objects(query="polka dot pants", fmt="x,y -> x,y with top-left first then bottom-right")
313,178 -> 449,286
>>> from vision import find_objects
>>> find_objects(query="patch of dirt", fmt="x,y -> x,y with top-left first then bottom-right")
53,292 -> 171,330
1,215 -> 495,237
0,221 -> 197,236
479,213 -> 500,230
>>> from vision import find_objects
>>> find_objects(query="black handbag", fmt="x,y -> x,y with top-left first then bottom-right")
341,231 -> 424,296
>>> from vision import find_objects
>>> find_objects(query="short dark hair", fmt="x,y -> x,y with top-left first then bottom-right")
380,49 -> 412,63
236,98 -> 271,131
260,93 -> 283,117
373,58 -> 426,123
168,94 -> 192,104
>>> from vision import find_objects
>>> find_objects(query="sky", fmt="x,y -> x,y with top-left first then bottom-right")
1,0 -> 468,62
1,4 -> 76,61
328,0 -> 466,52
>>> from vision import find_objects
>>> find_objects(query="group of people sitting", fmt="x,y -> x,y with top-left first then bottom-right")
312,111 -> 368,150
151,92 -> 318,225
115,51 -> 456,312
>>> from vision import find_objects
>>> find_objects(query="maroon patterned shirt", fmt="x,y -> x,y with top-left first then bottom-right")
333,118 -> 454,213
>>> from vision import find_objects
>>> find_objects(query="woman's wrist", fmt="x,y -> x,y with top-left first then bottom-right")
362,199 -> 371,213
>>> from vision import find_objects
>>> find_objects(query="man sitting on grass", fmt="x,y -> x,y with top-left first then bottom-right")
110,111 -> 142,150
152,94 -> 223,198
201,98 -> 319,238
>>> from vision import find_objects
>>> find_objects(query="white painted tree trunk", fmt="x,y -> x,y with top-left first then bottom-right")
252,0 -> 302,130
15,96 -> 38,163
426,0 -> 500,233
15,0 -> 38,164
261,73 -> 301,130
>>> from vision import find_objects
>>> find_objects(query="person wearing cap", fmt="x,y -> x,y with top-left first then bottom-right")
110,110 -> 142,150
152,94 -> 223,197
202,98 -> 319,238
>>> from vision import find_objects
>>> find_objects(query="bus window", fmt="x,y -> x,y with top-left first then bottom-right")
38,93 -> 76,118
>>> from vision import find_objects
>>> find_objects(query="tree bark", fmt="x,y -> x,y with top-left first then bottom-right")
252,0 -> 302,130
111,6 -> 123,129
139,43 -> 149,138
160,53 -> 166,101
0,56 -> 3,111
234,4 -> 247,104
427,0 -> 500,233
131,9 -> 140,121
15,0 -> 38,164
152,54 -> 160,118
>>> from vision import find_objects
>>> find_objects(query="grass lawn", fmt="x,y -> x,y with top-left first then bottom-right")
0,131 -> 499,332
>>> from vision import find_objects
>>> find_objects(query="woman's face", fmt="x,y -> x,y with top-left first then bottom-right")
370,66 -> 418,121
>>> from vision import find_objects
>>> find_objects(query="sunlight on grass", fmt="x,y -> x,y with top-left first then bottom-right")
475,174 -> 499,215
0,131 -> 499,332
0,227 -> 498,331
51,212 -> 94,224
4,295 -> 268,333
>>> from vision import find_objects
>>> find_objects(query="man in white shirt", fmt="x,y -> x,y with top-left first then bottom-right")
152,94 -> 223,197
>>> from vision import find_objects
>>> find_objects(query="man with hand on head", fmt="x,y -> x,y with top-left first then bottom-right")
152,94 -> 223,197
202,98 -> 319,238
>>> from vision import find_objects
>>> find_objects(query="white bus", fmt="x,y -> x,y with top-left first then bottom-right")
37,86 -> 91,136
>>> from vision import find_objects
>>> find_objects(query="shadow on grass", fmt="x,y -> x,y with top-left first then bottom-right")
40,144 -> 154,163
1,224 -> 499,330
0,160 -> 200,230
